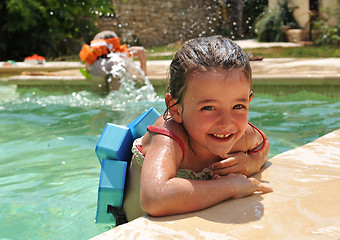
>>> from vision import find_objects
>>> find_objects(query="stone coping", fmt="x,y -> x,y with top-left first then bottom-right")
0,61 -> 82,74
90,128 -> 340,239
147,58 -> 340,83
1,58 -> 340,86
3,75 -> 89,86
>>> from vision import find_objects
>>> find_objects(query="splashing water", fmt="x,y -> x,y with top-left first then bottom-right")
102,52 -> 156,103
0,52 -> 160,113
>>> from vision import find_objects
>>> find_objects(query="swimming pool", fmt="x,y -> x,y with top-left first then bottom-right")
0,83 -> 339,239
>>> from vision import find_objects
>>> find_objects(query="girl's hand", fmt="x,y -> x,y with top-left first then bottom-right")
211,152 -> 250,177
214,173 -> 273,198
211,138 -> 270,178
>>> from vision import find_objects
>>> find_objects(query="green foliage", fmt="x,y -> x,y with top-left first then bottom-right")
217,0 -> 267,39
312,1 -> 340,47
255,0 -> 299,42
242,0 -> 268,38
0,0 -> 115,61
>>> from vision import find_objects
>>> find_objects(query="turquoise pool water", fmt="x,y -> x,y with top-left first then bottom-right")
0,84 -> 339,239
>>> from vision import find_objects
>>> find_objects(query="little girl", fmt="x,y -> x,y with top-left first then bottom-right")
123,35 -> 272,222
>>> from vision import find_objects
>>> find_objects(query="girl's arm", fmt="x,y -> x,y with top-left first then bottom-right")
140,133 -> 272,217
211,124 -> 270,177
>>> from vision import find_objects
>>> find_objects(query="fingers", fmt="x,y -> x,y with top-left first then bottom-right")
249,178 -> 273,193
211,157 -> 247,176
212,174 -> 221,180
211,164 -> 246,176
223,174 -> 273,199
256,183 -> 273,193
212,157 -> 238,169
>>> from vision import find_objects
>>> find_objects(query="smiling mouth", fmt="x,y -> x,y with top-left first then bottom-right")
212,133 -> 232,139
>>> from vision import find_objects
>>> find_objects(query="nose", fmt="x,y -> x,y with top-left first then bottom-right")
216,112 -> 234,131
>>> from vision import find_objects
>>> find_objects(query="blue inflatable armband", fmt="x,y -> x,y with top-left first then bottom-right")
95,107 -> 160,224
95,159 -> 127,223
127,107 -> 161,139
95,124 -> 133,164
95,107 -> 161,165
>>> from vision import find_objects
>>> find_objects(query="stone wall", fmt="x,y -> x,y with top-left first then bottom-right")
97,0 -> 223,47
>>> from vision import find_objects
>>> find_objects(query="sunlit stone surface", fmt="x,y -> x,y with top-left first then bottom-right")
92,128 -> 340,239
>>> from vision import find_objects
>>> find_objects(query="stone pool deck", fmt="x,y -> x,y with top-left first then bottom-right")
147,58 -> 340,85
90,128 -> 340,240
1,58 -> 340,87
1,39 -> 339,86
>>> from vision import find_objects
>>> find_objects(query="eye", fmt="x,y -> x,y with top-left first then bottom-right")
201,106 -> 214,111
233,104 -> 246,110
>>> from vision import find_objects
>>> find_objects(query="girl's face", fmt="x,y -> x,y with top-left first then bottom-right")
178,68 -> 251,158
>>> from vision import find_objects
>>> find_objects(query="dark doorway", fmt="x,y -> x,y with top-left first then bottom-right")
309,0 -> 319,40
309,0 -> 319,11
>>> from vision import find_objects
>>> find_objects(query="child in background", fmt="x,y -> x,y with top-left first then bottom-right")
123,35 -> 272,222
88,30 -> 147,92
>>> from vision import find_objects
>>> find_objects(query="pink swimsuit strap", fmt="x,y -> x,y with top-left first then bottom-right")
147,125 -> 186,159
247,122 -> 267,153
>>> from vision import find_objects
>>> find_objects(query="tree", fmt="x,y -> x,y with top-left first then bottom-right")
312,0 -> 340,47
0,0 -> 114,61
255,0 -> 299,42
216,0 -> 267,39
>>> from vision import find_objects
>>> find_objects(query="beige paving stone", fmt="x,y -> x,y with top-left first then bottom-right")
91,129 -> 340,240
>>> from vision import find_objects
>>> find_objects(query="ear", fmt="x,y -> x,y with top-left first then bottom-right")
249,91 -> 254,103
165,93 -> 183,123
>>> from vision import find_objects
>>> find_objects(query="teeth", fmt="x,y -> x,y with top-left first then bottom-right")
213,133 -> 231,138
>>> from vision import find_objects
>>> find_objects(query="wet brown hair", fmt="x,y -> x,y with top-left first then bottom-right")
164,35 -> 252,119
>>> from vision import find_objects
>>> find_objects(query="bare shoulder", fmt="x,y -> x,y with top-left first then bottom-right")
141,116 -> 188,156
150,116 -> 188,140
